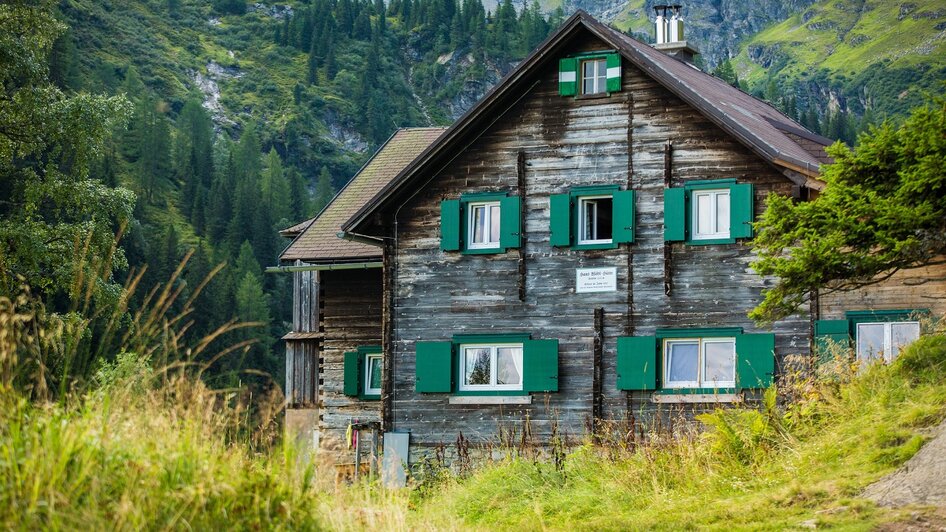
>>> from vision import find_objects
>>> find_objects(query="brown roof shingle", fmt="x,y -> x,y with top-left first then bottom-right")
279,127 -> 446,262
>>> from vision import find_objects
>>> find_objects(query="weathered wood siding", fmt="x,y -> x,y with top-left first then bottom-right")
285,266 -> 319,407
389,31 -> 810,458
819,262 -> 946,320
318,268 -> 383,462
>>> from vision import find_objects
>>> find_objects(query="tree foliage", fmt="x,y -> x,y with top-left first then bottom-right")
0,1 -> 133,304
750,95 -> 946,323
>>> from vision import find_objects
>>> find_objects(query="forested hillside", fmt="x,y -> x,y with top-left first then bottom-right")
40,0 -> 561,391
21,0 -> 946,391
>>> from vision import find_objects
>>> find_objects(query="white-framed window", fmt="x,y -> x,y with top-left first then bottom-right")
578,195 -> 613,245
856,321 -> 920,364
581,58 -> 607,95
364,353 -> 382,395
467,201 -> 501,249
459,343 -> 523,391
691,189 -> 731,240
664,337 -> 736,388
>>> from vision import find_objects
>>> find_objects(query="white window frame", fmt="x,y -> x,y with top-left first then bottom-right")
691,189 -> 731,240
458,343 -> 524,392
466,201 -> 501,250
364,353 -> 382,395
663,337 -> 736,389
856,321 -> 920,363
577,195 -> 613,245
580,58 -> 607,95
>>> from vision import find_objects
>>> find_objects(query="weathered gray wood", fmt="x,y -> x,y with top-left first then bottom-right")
384,31 -> 811,459
317,268 -> 383,463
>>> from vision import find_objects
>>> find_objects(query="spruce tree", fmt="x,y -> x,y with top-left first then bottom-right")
313,167 -> 336,213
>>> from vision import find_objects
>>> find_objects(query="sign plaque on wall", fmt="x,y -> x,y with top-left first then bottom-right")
575,267 -> 617,293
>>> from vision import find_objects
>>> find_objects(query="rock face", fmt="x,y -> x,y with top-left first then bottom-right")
864,420 -> 946,507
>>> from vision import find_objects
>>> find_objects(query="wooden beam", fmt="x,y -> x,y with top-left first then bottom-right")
592,307 -> 604,439
517,150 -> 527,302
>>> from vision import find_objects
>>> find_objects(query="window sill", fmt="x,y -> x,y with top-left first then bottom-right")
575,92 -> 612,100
651,392 -> 742,404
449,396 -> 533,405
460,247 -> 510,255
572,242 -> 618,251
685,237 -> 737,246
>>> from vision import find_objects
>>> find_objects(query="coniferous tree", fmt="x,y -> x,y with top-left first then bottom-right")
287,167 -> 311,221
313,167 -> 336,213
137,96 -> 172,203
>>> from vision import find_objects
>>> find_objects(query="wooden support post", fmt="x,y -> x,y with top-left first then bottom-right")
663,140 -> 674,297
592,307 -> 604,440
808,287 -> 820,373
626,93 -> 634,337
381,239 -> 395,432
370,426 -> 379,478
517,150 -> 527,302
354,430 -> 362,482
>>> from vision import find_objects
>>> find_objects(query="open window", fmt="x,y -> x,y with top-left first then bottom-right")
550,187 -> 634,249
578,195 -> 613,245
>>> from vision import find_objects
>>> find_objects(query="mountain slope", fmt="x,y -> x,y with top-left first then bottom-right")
732,0 -> 946,117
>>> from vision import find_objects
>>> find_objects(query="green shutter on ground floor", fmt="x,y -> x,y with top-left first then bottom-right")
663,187 -> 687,241
499,195 -> 521,249
611,189 -> 635,244
735,333 -> 775,388
440,199 -> 461,251
415,341 -> 454,393
343,351 -> 361,396
814,319 -> 851,362
522,339 -> 559,392
616,336 -> 657,390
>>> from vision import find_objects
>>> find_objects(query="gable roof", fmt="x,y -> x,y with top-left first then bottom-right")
279,127 -> 446,263
343,10 -> 830,234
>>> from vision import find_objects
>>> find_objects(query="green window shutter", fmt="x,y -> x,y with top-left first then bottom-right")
663,187 -> 686,242
558,58 -> 577,96
612,189 -> 635,244
440,199 -> 461,251
343,351 -> 361,396
499,195 -> 521,249
616,336 -> 657,390
735,333 -> 775,388
605,53 -> 622,92
549,194 -> 572,247
730,183 -> 754,239
814,319 -> 851,363
523,339 -> 559,392
415,341 -> 454,393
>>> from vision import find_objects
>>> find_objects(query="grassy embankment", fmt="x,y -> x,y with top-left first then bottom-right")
2,282 -> 945,529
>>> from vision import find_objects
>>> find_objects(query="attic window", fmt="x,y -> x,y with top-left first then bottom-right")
558,54 -> 622,97
581,58 -> 607,95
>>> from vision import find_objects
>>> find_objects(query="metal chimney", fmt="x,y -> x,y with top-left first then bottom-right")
652,3 -> 699,64
654,5 -> 668,44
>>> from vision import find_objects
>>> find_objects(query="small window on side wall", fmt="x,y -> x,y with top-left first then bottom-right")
856,321 -> 920,364
364,353 -> 383,396
459,343 -> 523,392
467,201 -> 501,250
